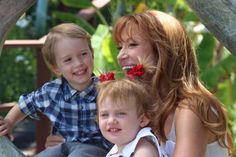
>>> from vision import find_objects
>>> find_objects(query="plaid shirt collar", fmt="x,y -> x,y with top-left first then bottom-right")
49,74 -> 98,102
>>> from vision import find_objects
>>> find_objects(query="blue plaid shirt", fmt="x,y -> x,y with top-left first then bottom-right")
18,76 -> 112,150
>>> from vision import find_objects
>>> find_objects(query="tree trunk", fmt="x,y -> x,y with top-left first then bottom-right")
186,0 -> 236,56
0,0 -> 36,55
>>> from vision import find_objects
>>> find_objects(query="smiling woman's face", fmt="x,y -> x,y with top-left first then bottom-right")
116,29 -> 157,75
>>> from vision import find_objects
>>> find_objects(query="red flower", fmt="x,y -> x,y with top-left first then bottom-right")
99,72 -> 115,82
127,64 -> 145,79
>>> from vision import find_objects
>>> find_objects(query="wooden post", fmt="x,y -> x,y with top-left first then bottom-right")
35,48 -> 51,153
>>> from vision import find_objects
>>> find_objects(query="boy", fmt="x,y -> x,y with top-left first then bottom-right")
0,23 -> 110,157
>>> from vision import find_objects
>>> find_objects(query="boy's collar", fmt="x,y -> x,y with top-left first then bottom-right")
62,74 -> 98,101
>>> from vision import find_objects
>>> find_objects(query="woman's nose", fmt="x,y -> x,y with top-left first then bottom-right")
117,48 -> 127,60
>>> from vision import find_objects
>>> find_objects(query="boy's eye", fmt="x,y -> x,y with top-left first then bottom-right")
82,52 -> 88,56
99,113 -> 108,117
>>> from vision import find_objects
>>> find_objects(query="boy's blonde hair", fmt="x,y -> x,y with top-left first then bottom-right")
97,79 -> 156,121
42,23 -> 92,71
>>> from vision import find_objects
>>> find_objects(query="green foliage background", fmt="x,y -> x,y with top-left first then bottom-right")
0,0 -> 235,155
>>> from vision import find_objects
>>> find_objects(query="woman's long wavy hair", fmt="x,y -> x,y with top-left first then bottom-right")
113,10 -> 233,153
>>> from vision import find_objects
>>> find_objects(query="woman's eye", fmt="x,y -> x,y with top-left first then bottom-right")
117,46 -> 122,50
128,43 -> 138,48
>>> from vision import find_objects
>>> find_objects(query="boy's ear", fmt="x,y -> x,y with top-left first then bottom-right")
51,64 -> 61,76
139,114 -> 150,127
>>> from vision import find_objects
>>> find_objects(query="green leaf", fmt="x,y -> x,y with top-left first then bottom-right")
201,55 -> 236,89
92,24 -> 122,76
182,11 -> 199,21
92,24 -> 110,74
217,80 -> 233,107
196,33 -> 215,70
102,34 -> 121,71
53,12 -> 95,34
61,0 -> 92,8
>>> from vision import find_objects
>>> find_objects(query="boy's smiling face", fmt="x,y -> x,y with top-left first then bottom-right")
52,36 -> 94,91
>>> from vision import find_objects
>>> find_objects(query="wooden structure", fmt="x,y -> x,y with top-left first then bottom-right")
0,38 -> 51,154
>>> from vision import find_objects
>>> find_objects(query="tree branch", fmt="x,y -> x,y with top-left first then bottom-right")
186,0 -> 236,56
0,0 -> 36,55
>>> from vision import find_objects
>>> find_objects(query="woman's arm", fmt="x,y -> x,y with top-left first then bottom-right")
174,107 -> 208,157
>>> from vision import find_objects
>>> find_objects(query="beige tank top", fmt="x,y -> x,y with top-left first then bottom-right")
167,121 -> 228,157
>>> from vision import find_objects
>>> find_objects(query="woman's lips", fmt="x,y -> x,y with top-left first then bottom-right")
122,65 -> 135,71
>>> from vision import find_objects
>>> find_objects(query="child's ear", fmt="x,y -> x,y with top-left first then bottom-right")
51,64 -> 61,76
139,114 -> 150,127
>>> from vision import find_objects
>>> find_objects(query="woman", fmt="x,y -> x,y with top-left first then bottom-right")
113,10 -> 232,157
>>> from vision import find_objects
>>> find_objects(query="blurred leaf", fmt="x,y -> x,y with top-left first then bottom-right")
111,0 -> 125,24
92,24 -> 122,76
196,33 -> 215,70
61,0 -> 92,8
134,2 -> 148,13
201,55 -> 236,89
92,24 -> 110,74
217,80 -> 233,107
182,11 -> 199,21
175,0 -> 198,21
102,34 -> 120,71
53,12 -> 95,34
62,0 -> 108,26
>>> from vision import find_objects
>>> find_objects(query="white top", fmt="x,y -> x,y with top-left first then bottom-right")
166,121 -> 228,157
106,127 -> 168,157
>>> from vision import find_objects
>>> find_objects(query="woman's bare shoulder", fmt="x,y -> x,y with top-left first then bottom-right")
134,137 -> 159,157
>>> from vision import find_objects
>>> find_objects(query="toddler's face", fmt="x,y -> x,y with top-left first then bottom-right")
98,96 -> 145,148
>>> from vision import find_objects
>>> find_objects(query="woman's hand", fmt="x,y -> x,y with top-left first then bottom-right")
45,134 -> 65,148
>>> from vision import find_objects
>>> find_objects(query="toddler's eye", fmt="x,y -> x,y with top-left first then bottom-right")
118,112 -> 126,116
64,58 -> 71,62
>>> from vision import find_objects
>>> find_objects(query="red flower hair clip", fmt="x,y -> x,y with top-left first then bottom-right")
99,72 -> 115,82
127,64 -> 145,79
